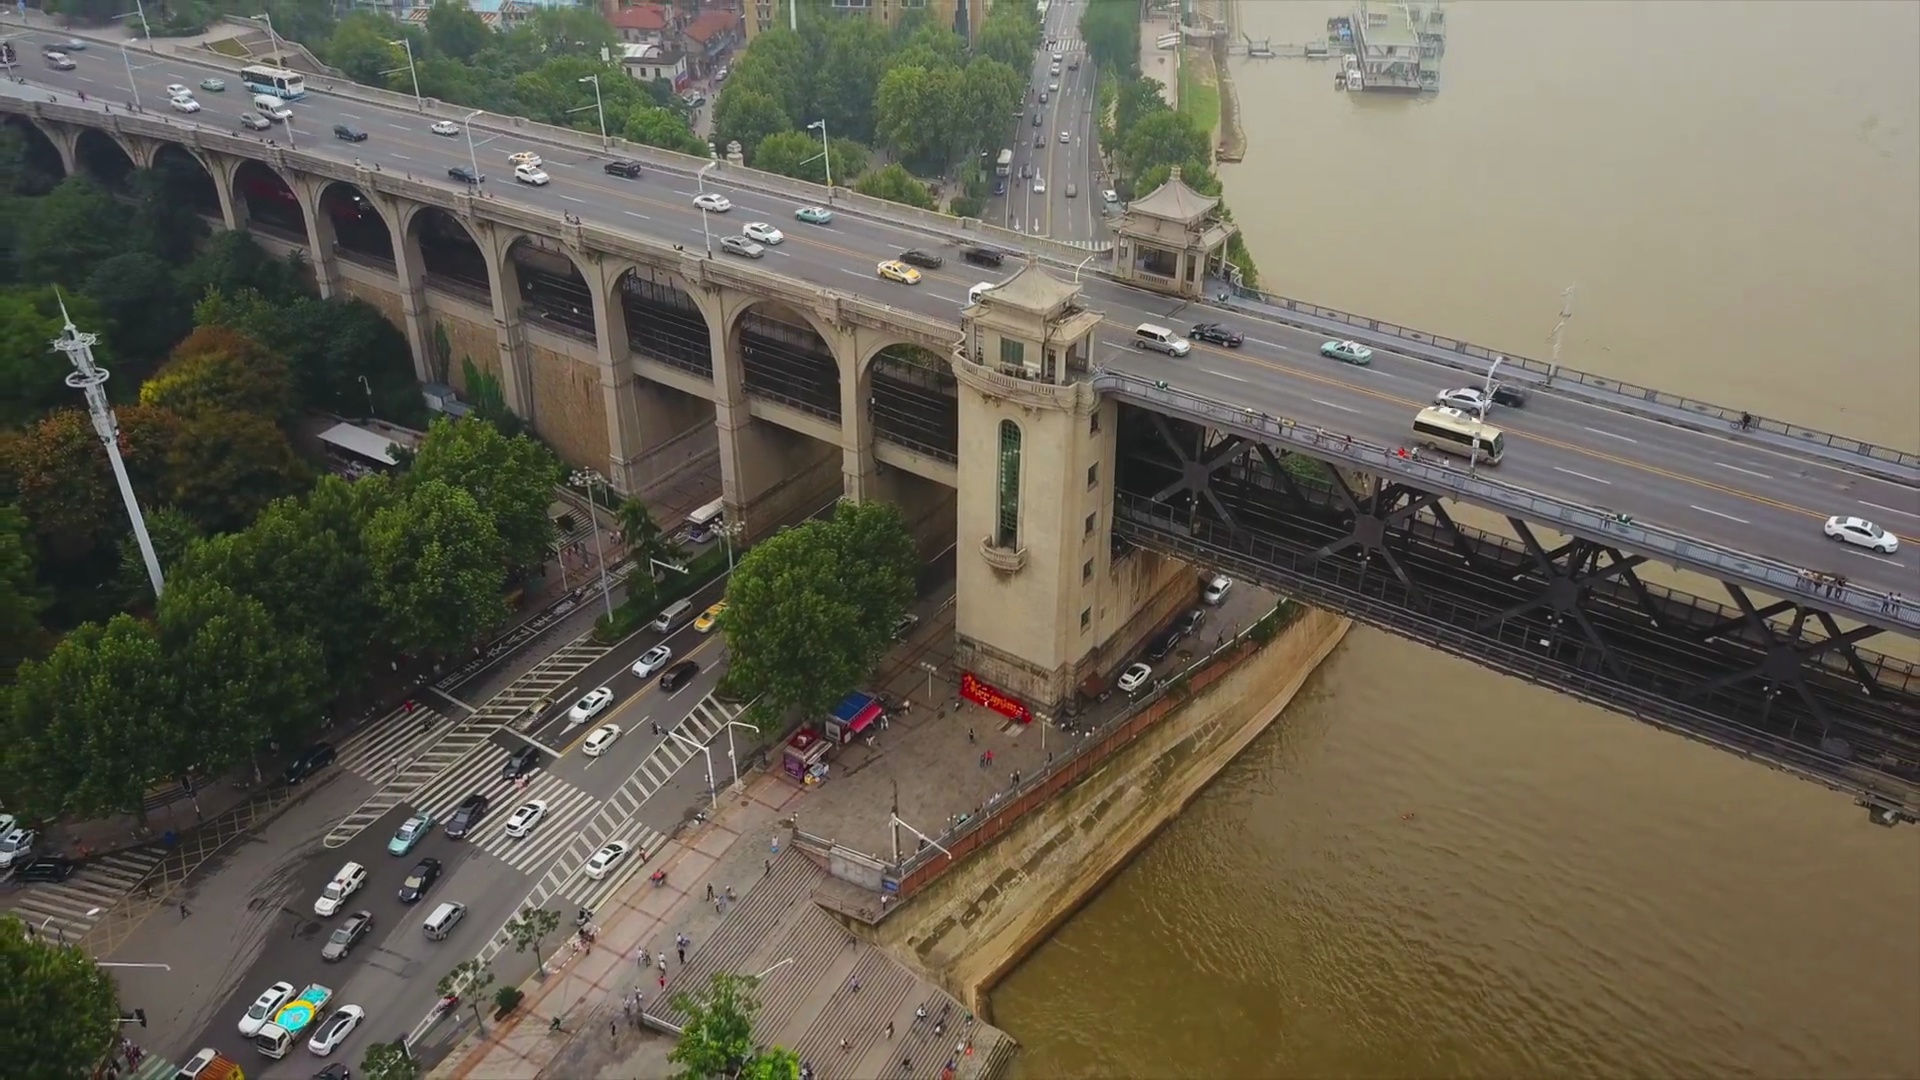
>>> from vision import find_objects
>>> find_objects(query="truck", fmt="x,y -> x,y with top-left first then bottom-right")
251,983 -> 333,1059
174,1047 -> 247,1080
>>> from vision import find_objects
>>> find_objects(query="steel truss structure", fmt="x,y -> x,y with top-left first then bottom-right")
1113,407 -> 1920,820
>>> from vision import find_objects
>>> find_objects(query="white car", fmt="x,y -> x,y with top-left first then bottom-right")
314,861 -> 368,917
238,981 -> 296,1038
503,799 -> 549,838
1202,574 -> 1233,606
430,120 -> 460,136
307,1003 -> 364,1056
583,840 -> 631,880
631,644 -> 672,678
0,826 -> 35,868
513,164 -> 550,186
165,83 -> 190,99
1434,387 -> 1493,415
1049,82 -> 1060,92
582,723 -> 622,757
742,222 -> 784,245
170,96 -> 201,113
507,151 -> 542,168
1033,178 -> 1046,194
1117,662 -> 1153,694
693,192 -> 732,212
1823,515 -> 1900,554
568,687 -> 614,723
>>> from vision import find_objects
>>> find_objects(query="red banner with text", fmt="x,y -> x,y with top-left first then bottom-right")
960,672 -> 1033,725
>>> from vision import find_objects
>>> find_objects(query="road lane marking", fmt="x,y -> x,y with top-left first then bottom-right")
1584,426 -> 1638,443
558,194 -> 585,203
387,123 -> 410,131
623,210 -> 651,220
1714,462 -> 1772,481
1554,467 -> 1612,485
1202,369 -> 1249,383
389,153 -> 411,161
338,111 -> 361,119
1690,505 -> 1750,524
1861,501 -> 1920,521
1844,549 -> 1906,568
1310,398 -> 1357,412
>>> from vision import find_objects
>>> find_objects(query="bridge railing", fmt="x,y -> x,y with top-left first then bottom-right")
1092,370 -> 1920,633
1223,283 -> 1919,472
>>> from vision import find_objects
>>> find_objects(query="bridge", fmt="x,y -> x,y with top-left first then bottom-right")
4,37 -> 1917,819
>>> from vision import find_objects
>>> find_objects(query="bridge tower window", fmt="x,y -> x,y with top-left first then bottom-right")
996,419 -> 1022,548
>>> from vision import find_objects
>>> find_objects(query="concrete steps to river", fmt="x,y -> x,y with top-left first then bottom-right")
648,850 -> 1014,1078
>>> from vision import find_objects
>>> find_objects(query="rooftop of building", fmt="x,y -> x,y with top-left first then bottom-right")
1356,3 -> 1421,48
1126,168 -> 1221,224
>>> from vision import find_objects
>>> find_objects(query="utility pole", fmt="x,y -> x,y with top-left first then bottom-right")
1546,283 -> 1574,382
55,298 -> 164,600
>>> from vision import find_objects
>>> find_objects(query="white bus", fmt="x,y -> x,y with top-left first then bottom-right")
685,497 -> 725,541
1412,406 -> 1505,465
995,148 -> 1013,177
240,64 -> 307,99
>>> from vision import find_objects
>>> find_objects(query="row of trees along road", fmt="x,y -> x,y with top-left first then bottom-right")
713,0 -> 1043,212
1,913 -> 124,1080
1078,0 -> 1261,285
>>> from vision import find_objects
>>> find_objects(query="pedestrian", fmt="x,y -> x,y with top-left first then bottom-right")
840,1038 -> 852,1053
765,858 -> 772,874
978,751 -> 987,769
659,953 -> 668,974
677,943 -> 686,964
903,1058 -> 913,1075
886,1021 -> 894,1039
726,885 -> 736,901
178,902 -> 190,919
916,1004 -> 928,1023
550,1016 -> 564,1033
984,749 -> 994,768
848,974 -> 861,993
610,1020 -> 618,1040
706,883 -> 715,902
967,726 -> 976,744
659,972 -> 667,990
934,1021 -> 944,1038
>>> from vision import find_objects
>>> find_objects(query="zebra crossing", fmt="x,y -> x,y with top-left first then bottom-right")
410,745 -> 602,877
324,637 -> 612,848
3,845 -> 165,943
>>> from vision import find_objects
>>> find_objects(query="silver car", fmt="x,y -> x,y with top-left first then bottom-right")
720,235 -> 766,259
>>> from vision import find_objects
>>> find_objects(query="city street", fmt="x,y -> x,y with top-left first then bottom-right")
996,0 -> 1108,242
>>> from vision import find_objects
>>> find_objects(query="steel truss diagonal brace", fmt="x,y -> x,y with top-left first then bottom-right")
1470,518 -> 1637,679
1145,413 -> 1242,531
1253,444 -> 1314,508
1702,585 -> 1887,700
1309,477 -> 1429,593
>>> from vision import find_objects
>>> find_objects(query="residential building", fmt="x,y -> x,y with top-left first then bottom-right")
740,0 -> 987,44
621,41 -> 691,87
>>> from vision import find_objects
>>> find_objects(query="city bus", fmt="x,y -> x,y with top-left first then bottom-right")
995,148 -> 1013,177
239,64 -> 307,99
1412,406 -> 1505,465
685,497 -> 725,542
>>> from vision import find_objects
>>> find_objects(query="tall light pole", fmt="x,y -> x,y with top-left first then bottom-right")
805,118 -> 832,197
569,469 -> 617,622
665,727 -> 717,812
697,159 -> 717,258
389,38 -> 423,112
252,12 -> 283,63
118,43 -> 142,111
1468,355 -> 1500,476
1546,283 -> 1575,381
55,298 -> 164,599
715,518 -> 742,572
131,0 -> 154,51
577,74 -> 608,147
461,108 -> 484,182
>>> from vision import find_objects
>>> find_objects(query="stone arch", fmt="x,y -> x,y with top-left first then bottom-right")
405,204 -> 492,304
866,341 -> 959,464
727,298 -> 844,423
149,143 -> 220,219
615,263 -> 714,379
230,158 -> 303,238
2,116 -> 67,191
504,233 -> 596,343
317,179 -> 395,265
73,128 -> 134,188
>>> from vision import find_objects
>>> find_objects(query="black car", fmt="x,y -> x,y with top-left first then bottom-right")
1189,323 -> 1244,347
445,793 -> 490,839
1174,607 -> 1206,637
321,910 -> 373,961
898,249 -> 944,270
333,124 -> 368,142
448,165 -> 483,184
659,659 -> 701,692
283,743 -> 337,785
13,856 -> 77,884
502,744 -> 542,782
962,247 -> 1005,268
1490,382 -> 1530,408
604,159 -> 644,178
398,857 -> 441,904
315,1065 -> 352,1080
1144,624 -> 1184,661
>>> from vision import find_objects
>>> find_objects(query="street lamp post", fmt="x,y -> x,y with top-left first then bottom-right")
665,728 -> 717,812
119,44 -> 142,111
715,518 -> 743,572
569,470 -> 617,622
805,119 -> 832,198
131,0 -> 154,51
578,74 -> 608,147
253,12 -> 283,63
357,375 -> 375,417
55,300 -> 164,599
719,695 -> 761,789
461,109 -> 484,183
1468,355 -> 1502,477
389,38 -> 423,112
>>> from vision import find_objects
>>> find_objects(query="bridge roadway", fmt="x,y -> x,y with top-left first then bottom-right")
8,32 -> 1917,604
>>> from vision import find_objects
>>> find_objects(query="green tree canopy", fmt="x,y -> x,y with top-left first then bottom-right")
750,131 -> 867,186
669,972 -> 799,1080
83,252 -> 191,370
17,176 -> 126,288
368,479 -> 510,657
0,914 -> 121,1080
0,287 -> 115,429
139,325 -> 295,421
721,499 -> 916,724
0,504 -> 52,678
854,163 -> 935,210
1080,0 -> 1143,74
405,416 -> 559,573
164,408 -> 310,534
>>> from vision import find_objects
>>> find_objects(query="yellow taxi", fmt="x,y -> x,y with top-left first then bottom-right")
693,601 -> 728,634
877,260 -> 922,285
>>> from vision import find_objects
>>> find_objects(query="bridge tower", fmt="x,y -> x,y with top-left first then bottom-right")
952,264 -> 1194,712
1110,166 -> 1240,299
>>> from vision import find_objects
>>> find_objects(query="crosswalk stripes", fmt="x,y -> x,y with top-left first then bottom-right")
324,721 -> 498,848
334,705 -> 453,780
429,764 -> 602,877
3,845 -> 165,942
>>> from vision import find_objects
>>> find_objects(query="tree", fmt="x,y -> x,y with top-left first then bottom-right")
140,326 -> 294,422
0,914 -> 121,1080
325,12 -> 407,86
17,177 -> 126,287
361,1040 -> 421,1080
426,0 -> 491,62
4,409 -> 122,576
367,479 -> 510,657
164,408 -> 310,534
875,65 -> 964,170
814,17 -> 892,144
181,234 -> 307,307
750,131 -> 866,186
1122,109 -> 1211,178
0,504 -> 51,677
670,972 -> 799,1080
959,57 -> 1026,161
721,499 -> 916,724
713,87 -> 793,161
0,287 -> 115,429
406,416 -> 560,573
128,165 -> 209,266
623,106 -> 708,158
1080,0 -> 1142,75
437,958 -> 496,1031
83,253 -> 191,370
615,496 -> 683,611
113,504 -> 198,611
854,163 -> 935,211
503,905 -> 562,971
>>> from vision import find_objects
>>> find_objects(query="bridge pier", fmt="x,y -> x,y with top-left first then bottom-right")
476,218 -> 534,421
207,150 -> 249,231
291,174 -> 340,300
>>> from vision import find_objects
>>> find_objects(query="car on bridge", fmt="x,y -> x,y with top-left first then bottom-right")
899,249 -> 944,269
878,260 -> 922,285
239,111 -> 272,131
1434,387 -> 1493,414
693,192 -> 732,212
720,234 -> 765,259
448,165 -> 483,185
743,223 -> 784,244
52,38 -> 87,52
794,206 -> 834,225
1033,177 -> 1046,194
1320,339 -> 1373,365
43,52 -> 75,70
431,120 -> 460,136
334,124 -> 369,143
199,77 -> 225,92
1824,516 -> 1899,554
513,163 -> 550,186
170,96 -> 201,113
604,159 -> 644,178
507,151 -> 542,168
1189,322 -> 1244,347
166,83 -> 191,98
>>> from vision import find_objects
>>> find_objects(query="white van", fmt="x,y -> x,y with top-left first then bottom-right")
252,94 -> 293,120
650,599 -> 694,633
1133,323 -> 1192,357
423,901 -> 466,941
968,282 -> 996,305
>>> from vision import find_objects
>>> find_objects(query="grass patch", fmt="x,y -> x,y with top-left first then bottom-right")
1178,53 -> 1222,140
207,38 -> 251,59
